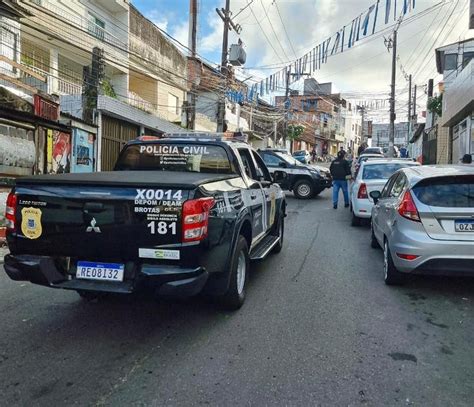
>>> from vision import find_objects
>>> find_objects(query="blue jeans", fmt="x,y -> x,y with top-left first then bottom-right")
332,180 -> 349,207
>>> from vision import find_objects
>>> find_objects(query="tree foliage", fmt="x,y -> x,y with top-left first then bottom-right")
427,94 -> 442,117
287,124 -> 305,140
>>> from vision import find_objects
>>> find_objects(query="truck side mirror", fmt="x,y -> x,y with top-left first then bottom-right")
273,170 -> 286,183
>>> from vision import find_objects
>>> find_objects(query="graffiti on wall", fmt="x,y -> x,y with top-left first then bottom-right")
47,130 -> 71,174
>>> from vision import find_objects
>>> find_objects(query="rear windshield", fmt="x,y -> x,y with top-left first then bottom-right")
115,143 -> 234,174
413,176 -> 474,207
362,163 -> 417,180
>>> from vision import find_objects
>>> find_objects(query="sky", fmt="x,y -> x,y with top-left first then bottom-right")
132,0 -> 474,122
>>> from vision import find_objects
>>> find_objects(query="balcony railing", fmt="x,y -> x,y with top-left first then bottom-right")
24,0 -> 128,50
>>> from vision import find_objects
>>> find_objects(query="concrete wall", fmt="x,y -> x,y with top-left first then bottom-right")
0,124 -> 35,176
129,4 -> 187,123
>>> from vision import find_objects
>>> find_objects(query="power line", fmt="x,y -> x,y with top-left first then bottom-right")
273,0 -> 298,59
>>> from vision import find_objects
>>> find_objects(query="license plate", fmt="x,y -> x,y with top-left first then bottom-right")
454,220 -> 474,232
76,261 -> 124,282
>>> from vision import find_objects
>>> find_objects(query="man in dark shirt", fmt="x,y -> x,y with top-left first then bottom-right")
330,151 -> 351,209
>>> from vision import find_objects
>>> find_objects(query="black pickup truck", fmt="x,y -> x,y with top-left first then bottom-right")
4,134 -> 286,310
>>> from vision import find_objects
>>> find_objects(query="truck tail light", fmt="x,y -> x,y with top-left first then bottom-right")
5,192 -> 17,231
398,190 -> 420,222
182,197 -> 215,243
357,183 -> 368,199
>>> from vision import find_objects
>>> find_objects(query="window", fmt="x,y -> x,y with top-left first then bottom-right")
444,53 -> 457,71
381,174 -> 398,198
389,174 -> 406,198
115,143 -> 233,174
252,151 -> 272,182
237,148 -> 258,179
362,163 -> 418,180
413,176 -> 474,208
88,12 -> 105,40
168,93 -> 180,115
462,52 -> 474,69
261,153 -> 283,167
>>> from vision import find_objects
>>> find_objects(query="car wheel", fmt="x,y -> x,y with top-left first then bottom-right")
383,240 -> 405,285
370,222 -> 379,249
293,179 -> 314,199
272,215 -> 284,254
220,236 -> 249,310
351,212 -> 361,226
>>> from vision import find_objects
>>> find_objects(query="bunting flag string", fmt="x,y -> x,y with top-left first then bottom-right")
251,0 -> 415,98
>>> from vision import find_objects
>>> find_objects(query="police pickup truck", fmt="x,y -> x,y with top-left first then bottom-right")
258,149 -> 332,199
4,133 -> 286,310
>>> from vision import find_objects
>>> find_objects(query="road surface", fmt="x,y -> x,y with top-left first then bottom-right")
1,190 -> 473,406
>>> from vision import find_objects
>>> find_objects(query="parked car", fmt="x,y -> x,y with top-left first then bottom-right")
350,159 -> 420,226
4,133 -> 287,310
360,147 -> 384,156
259,149 -> 332,199
370,165 -> 474,285
292,150 -> 311,164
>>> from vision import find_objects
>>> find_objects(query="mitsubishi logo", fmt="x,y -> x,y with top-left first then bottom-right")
86,218 -> 101,233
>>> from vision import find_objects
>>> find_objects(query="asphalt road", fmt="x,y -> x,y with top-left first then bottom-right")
1,190 -> 474,406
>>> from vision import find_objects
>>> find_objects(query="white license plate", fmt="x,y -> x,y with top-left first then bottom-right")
455,220 -> 474,232
76,261 -> 124,282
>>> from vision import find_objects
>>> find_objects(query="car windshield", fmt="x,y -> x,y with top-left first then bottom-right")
115,143 -> 234,173
362,163 -> 417,180
413,176 -> 474,207
293,151 -> 305,156
275,152 -> 305,166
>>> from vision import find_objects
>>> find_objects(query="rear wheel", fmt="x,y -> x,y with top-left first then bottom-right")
220,236 -> 249,310
293,179 -> 314,199
272,216 -> 284,254
351,212 -> 361,227
383,240 -> 405,285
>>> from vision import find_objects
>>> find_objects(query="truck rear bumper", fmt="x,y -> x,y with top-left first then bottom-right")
4,254 -> 209,298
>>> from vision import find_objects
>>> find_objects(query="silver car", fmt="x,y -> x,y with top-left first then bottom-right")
370,166 -> 474,285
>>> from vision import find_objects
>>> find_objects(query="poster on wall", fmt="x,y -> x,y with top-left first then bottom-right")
72,128 -> 95,173
46,130 -> 71,174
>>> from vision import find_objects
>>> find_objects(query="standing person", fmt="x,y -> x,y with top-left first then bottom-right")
311,147 -> 317,163
357,143 -> 366,157
330,151 -> 351,209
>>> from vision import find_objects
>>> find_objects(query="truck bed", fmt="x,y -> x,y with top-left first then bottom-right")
16,171 -> 238,188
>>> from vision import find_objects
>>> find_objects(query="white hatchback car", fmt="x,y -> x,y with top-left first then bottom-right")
350,159 -> 420,226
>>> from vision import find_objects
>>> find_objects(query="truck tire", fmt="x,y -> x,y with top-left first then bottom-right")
293,179 -> 314,199
272,215 -> 284,254
220,236 -> 249,310
384,240 -> 405,285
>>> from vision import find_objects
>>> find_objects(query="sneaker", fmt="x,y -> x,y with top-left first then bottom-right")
333,205 -> 337,209
344,203 -> 350,208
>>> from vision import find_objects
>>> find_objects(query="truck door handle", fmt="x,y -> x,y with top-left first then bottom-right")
250,194 -> 257,200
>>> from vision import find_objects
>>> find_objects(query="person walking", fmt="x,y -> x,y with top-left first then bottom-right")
330,151 -> 351,209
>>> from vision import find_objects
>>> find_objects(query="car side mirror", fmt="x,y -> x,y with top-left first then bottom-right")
369,190 -> 381,204
278,161 -> 287,168
272,170 -> 287,183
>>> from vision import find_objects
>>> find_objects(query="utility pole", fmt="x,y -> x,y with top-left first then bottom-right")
216,0 -> 241,132
407,74 -> 412,146
412,84 -> 417,121
187,0 -> 197,130
388,28 -> 397,158
283,67 -> 310,151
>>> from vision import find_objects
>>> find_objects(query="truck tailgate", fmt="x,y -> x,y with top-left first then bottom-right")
11,184 -> 190,260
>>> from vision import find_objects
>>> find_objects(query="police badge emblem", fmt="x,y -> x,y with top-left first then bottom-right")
21,207 -> 43,239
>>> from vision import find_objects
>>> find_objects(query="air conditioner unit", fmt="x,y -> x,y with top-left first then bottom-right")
229,44 -> 246,66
